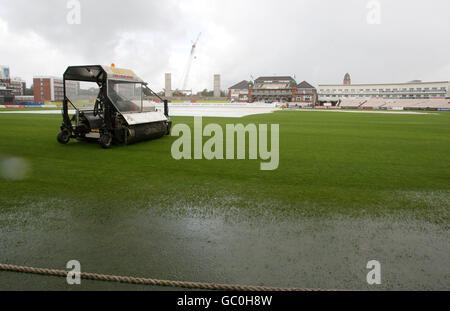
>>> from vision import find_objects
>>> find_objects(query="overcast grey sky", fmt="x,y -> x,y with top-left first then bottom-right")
0,0 -> 449,91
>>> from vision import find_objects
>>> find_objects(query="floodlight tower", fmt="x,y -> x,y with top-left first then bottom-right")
181,32 -> 201,93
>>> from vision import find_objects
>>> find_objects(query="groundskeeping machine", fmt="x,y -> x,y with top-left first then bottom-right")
57,65 -> 172,148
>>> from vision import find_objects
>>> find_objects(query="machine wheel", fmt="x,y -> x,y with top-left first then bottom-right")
99,133 -> 112,149
57,130 -> 70,144
166,121 -> 172,135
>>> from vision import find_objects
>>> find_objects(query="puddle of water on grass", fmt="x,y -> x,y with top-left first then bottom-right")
0,199 -> 448,291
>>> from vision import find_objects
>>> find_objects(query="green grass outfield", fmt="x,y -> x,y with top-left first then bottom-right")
0,111 -> 449,223
0,107 -> 61,111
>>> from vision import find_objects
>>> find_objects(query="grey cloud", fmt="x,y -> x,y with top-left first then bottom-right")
210,0 -> 450,87
0,0 -> 186,58
0,0 -> 449,91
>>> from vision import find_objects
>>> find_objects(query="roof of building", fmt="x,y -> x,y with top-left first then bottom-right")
254,76 -> 294,83
34,76 -> 62,80
297,81 -> 315,89
229,80 -> 249,90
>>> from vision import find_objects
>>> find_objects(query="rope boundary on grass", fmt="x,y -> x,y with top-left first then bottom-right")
0,263 -> 336,291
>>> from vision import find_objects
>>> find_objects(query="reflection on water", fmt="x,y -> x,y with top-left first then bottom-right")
0,200 -> 448,290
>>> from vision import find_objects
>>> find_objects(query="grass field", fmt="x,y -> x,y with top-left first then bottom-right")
0,110 -> 449,290
0,107 -> 61,111
1,111 -> 449,222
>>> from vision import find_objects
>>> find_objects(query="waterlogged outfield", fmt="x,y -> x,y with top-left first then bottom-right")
0,111 -> 449,222
0,110 -> 449,290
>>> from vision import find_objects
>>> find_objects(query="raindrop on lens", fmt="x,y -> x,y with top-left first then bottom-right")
0,157 -> 30,181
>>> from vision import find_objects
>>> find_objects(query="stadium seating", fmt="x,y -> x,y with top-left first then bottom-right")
339,99 -> 365,108
339,98 -> 450,109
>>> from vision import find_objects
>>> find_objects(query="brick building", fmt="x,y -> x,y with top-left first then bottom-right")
251,76 -> 296,102
295,81 -> 317,105
228,76 -> 317,105
344,73 -> 351,85
228,80 -> 250,102
33,76 -> 64,102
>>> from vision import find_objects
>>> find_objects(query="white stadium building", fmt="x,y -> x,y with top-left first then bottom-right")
318,74 -> 450,110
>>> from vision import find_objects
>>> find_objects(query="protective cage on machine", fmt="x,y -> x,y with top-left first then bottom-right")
57,65 -> 172,148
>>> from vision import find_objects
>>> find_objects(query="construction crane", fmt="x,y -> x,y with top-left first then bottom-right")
180,32 -> 201,93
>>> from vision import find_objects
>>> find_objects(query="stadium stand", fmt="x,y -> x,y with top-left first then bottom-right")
360,99 -> 387,108
339,98 -> 450,110
339,99 -> 365,108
